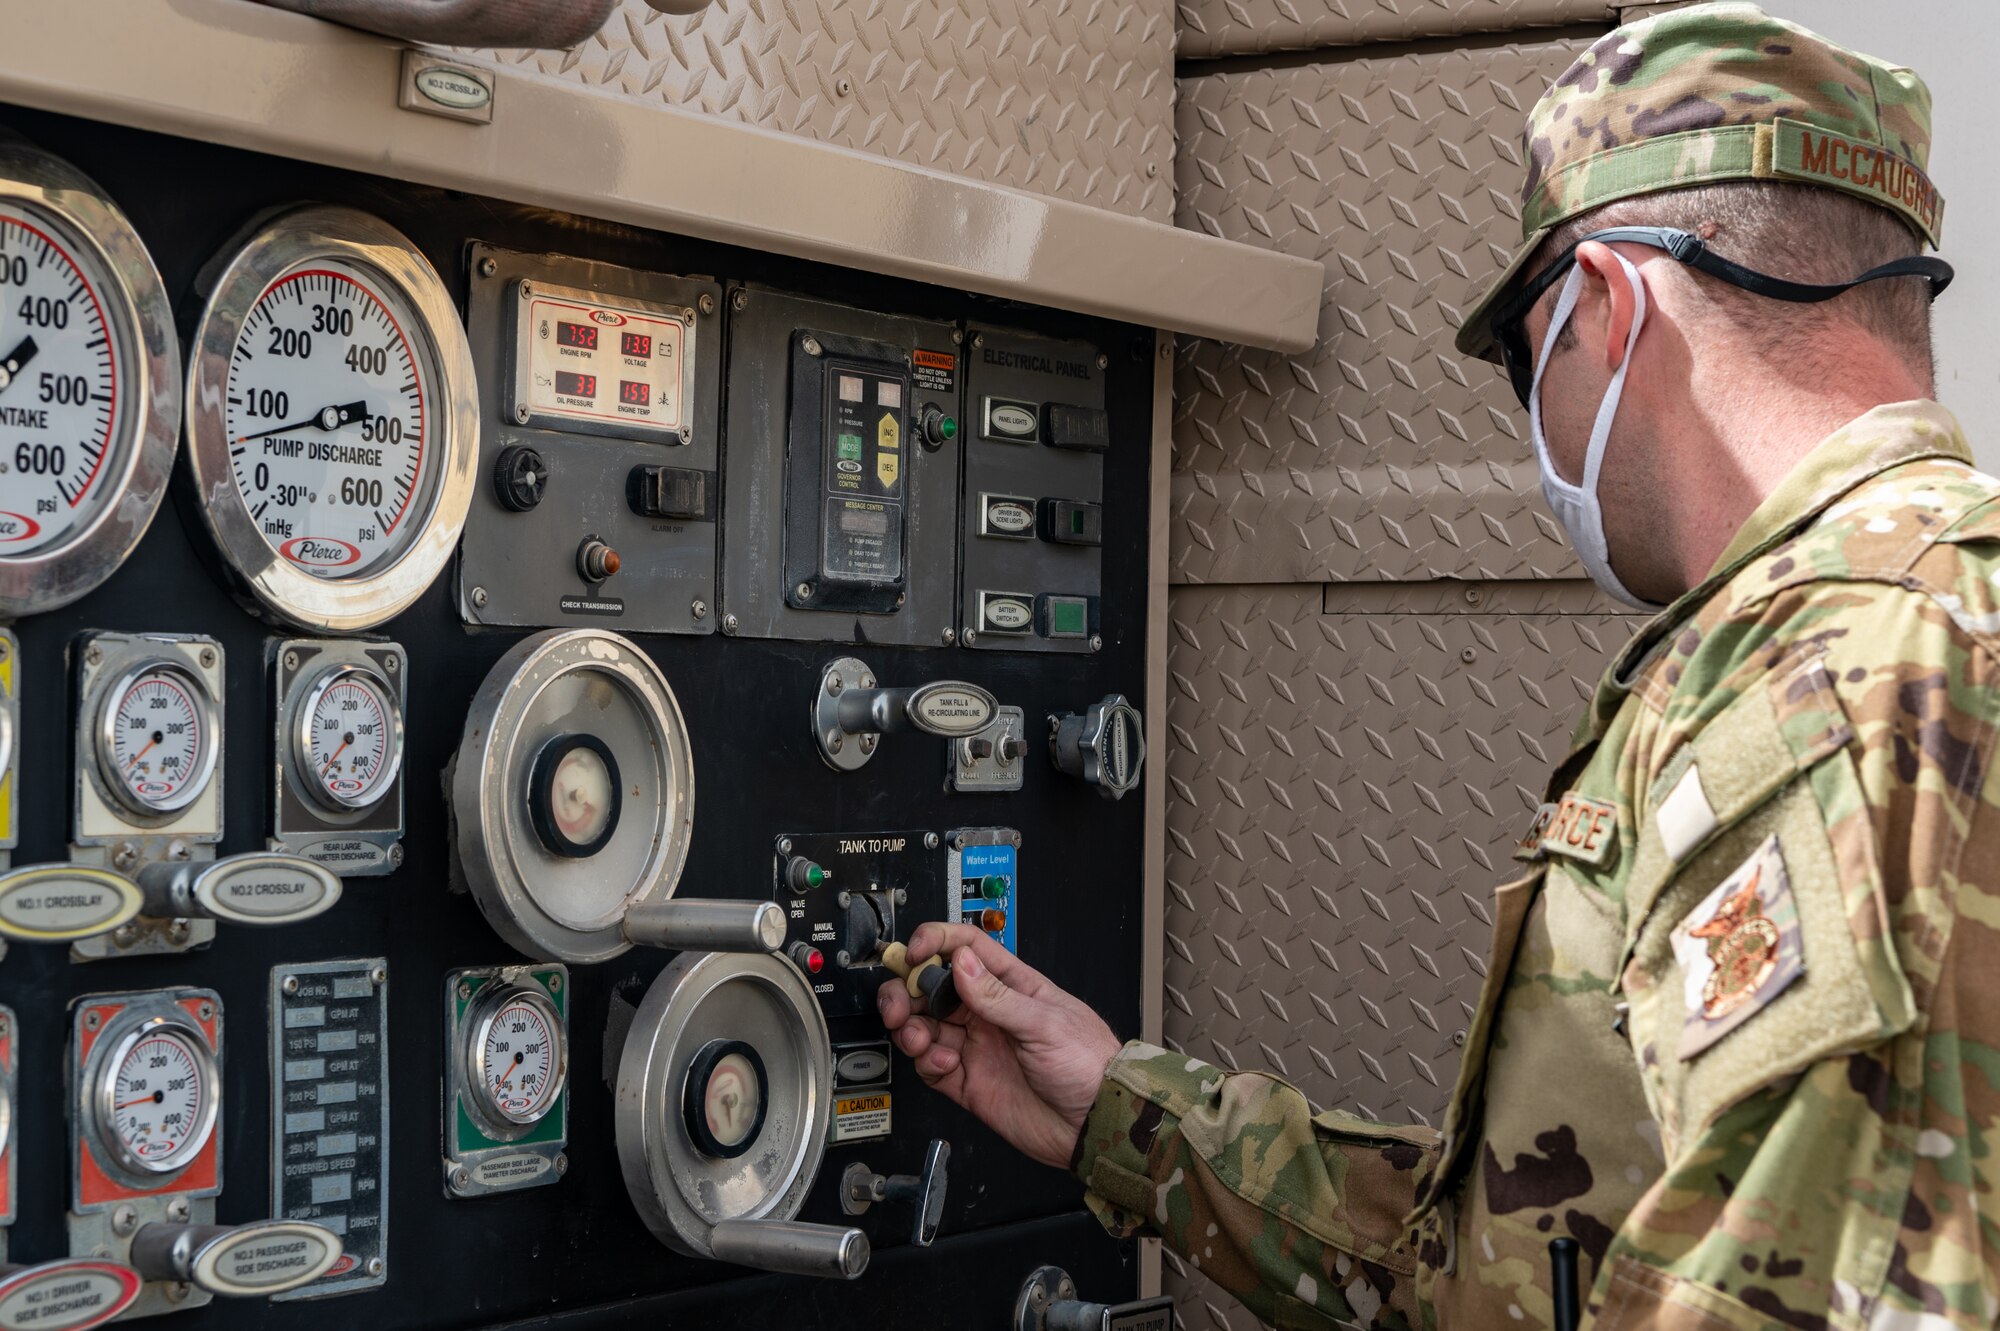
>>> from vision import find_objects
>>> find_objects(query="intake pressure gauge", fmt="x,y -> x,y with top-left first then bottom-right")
0,142 -> 179,616
186,206 -> 477,632
292,664 -> 402,812
92,1016 -> 218,1177
94,659 -> 218,818
464,983 -> 566,1131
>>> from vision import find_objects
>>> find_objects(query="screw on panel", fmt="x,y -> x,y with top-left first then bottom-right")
1461,647 -> 1478,664
858,674 -> 874,689
691,599 -> 708,620
797,582 -> 814,601
732,289 -> 749,312
366,1258 -> 385,1277
1096,353 -> 1109,370
894,592 -> 906,607
112,843 -> 139,872
1088,635 -> 1103,652
111,1206 -> 137,1236
1146,161 -> 1159,178
836,891 -> 852,908
722,614 -> 739,634
778,838 -> 794,855
284,651 -> 300,671
971,333 -> 985,349
1453,1029 -> 1466,1046
963,629 -> 978,646
835,76 -> 853,96
386,653 -> 400,672
451,1167 -> 472,1192
370,965 -> 387,986
859,735 -> 876,754
801,337 -> 823,358
894,888 -> 907,905
941,627 -> 956,646
456,980 -> 473,1001
513,403 -> 531,424
547,973 -> 562,992
951,835 -> 965,851
471,587 -> 489,608
924,832 -> 940,850
825,673 -> 843,696
835,950 -> 851,968
0,639 -> 9,663
388,843 -> 405,867
166,1198 -> 189,1223
197,1001 -> 215,1022
698,294 -> 716,316
519,282 -> 533,300
110,924 -> 138,949
1464,586 -> 1484,606
164,1283 -> 193,1304
169,840 -> 191,861
827,732 -> 844,754
951,329 -> 964,345
84,1010 -> 101,1031
85,642 -> 102,666
198,647 -> 216,668
282,975 -> 300,995
682,308 -> 695,324
1010,831 -> 1022,847
167,919 -> 190,944
554,1154 -> 568,1175
478,257 -> 497,278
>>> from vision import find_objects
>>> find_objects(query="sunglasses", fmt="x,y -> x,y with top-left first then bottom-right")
1491,225 -> 1955,407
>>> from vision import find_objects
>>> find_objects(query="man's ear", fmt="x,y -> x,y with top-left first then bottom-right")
1574,240 -> 1639,372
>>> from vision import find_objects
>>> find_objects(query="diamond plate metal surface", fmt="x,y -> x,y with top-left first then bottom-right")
1178,0 -> 1611,60
459,0 -> 1174,222
1172,36 -> 1605,586
1160,581 -> 1638,1327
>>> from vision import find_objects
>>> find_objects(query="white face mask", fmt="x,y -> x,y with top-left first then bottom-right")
1527,249 -> 1662,611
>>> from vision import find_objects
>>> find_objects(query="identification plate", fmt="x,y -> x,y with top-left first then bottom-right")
269,959 -> 388,1299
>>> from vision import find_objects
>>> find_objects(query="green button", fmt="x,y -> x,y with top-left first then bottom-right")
1049,599 -> 1087,636
940,416 -> 958,441
836,433 -> 863,461
981,875 -> 1008,900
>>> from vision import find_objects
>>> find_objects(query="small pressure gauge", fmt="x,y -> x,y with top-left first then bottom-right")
94,659 -> 218,817
93,1017 -> 218,1176
464,984 -> 566,1131
185,206 -> 477,632
292,664 -> 403,812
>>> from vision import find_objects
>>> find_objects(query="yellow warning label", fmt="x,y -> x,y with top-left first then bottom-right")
832,1093 -> 892,1143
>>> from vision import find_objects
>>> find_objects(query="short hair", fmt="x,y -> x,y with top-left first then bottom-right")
1529,181 -> 1933,383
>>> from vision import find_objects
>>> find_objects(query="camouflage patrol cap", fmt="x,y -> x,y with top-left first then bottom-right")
1455,1 -> 1944,363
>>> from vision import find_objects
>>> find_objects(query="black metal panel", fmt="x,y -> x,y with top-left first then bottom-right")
0,107 -> 1152,1329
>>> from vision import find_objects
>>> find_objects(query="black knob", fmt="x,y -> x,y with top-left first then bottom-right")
494,445 -> 547,512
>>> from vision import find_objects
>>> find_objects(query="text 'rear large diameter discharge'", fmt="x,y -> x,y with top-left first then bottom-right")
0,143 -> 178,615
187,207 -> 476,632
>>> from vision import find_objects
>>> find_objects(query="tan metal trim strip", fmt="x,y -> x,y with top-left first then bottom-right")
0,1 -> 1323,353
1137,328 -> 1173,1301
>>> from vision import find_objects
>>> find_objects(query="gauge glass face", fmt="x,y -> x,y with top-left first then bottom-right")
547,744 -> 613,847
224,257 -> 436,580
108,1028 -> 212,1171
0,206 -> 128,556
702,1051 -> 762,1150
301,668 -> 399,809
103,665 -> 211,814
479,996 -> 561,1124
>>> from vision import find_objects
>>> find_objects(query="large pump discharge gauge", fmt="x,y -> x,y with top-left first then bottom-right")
186,206 -> 477,632
0,142 -> 178,616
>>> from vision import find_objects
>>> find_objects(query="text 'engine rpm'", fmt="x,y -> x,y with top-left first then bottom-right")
226,265 -> 427,578
111,1030 -> 210,1169
483,997 -> 560,1123
108,667 -> 208,813
0,212 -> 118,554
304,669 -> 398,810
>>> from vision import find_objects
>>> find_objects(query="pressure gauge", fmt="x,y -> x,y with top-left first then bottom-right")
0,142 -> 179,616
94,659 -> 218,817
186,206 -> 477,632
93,1017 -> 218,1176
465,984 -> 566,1130
293,664 -> 403,812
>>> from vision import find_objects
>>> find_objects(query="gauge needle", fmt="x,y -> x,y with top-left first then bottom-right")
0,336 -> 36,393
124,733 -> 161,769
321,735 -> 352,770
119,1091 -> 164,1108
235,400 -> 368,444
496,1051 -> 525,1089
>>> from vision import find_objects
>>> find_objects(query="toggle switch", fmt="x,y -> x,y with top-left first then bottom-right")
1037,498 -> 1103,547
1042,404 -> 1110,453
1049,694 -> 1145,801
576,538 -> 621,583
814,655 -> 999,773
627,464 -> 710,520
135,853 -> 342,929
128,1219 -> 342,1299
841,1139 -> 950,1246
1013,1265 -> 1176,1331
881,940 -> 959,1021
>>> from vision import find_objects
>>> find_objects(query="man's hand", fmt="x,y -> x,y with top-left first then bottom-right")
877,922 -> 1122,1170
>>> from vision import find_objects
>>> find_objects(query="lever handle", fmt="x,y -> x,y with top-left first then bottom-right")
881,941 -> 960,1021
816,656 -> 999,770
881,1139 -> 951,1246
622,899 -> 785,953
136,853 -> 342,927
129,1220 -> 341,1297
1014,1264 -> 1176,1331
707,1219 -> 869,1280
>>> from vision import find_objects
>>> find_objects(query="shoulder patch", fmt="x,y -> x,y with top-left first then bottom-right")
1669,834 -> 1804,1060
1540,792 -> 1618,866
1514,803 -> 1557,862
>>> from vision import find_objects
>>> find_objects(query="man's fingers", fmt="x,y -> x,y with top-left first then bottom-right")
945,946 -> 1047,1038
907,923 -> 1051,997
890,1014 -> 935,1059
877,977 -> 914,1030
914,1042 -> 961,1081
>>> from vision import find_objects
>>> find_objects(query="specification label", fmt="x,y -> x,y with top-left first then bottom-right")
270,959 -> 388,1300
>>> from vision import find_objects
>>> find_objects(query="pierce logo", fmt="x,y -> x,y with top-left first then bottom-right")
589,310 -> 627,326
0,511 -> 41,543
281,536 -> 363,568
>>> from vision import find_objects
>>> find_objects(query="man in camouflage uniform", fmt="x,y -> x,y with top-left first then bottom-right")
881,5 -> 1997,1327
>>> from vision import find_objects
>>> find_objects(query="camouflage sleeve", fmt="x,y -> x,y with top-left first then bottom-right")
1593,565 -> 2000,1328
1071,1040 -> 1437,1330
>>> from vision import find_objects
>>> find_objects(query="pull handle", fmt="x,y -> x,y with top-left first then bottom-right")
129,1220 -> 342,1297
843,1139 -> 951,1246
137,853 -> 342,927
815,656 -> 999,770
881,941 -> 960,1021
707,1219 -> 869,1280
1014,1264 -> 1175,1331
622,899 -> 785,953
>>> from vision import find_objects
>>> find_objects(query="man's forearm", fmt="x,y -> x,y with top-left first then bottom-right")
1070,1042 -> 1438,1331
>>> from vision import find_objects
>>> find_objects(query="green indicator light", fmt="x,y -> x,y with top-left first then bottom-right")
1070,509 -> 1087,535
1051,600 -> 1087,635
981,875 -> 1008,900
940,416 -> 958,441
805,863 -> 827,889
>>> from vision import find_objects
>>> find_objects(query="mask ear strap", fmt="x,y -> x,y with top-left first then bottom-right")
1527,266 -> 1587,484
1578,252 -> 1648,495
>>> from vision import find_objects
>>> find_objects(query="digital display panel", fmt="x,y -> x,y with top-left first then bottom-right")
556,322 -> 598,351
619,380 -> 650,407
554,371 -> 597,399
621,332 -> 652,360
517,285 -> 690,438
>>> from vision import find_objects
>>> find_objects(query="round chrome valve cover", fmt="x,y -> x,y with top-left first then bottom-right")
615,951 -> 832,1259
451,629 -> 694,963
